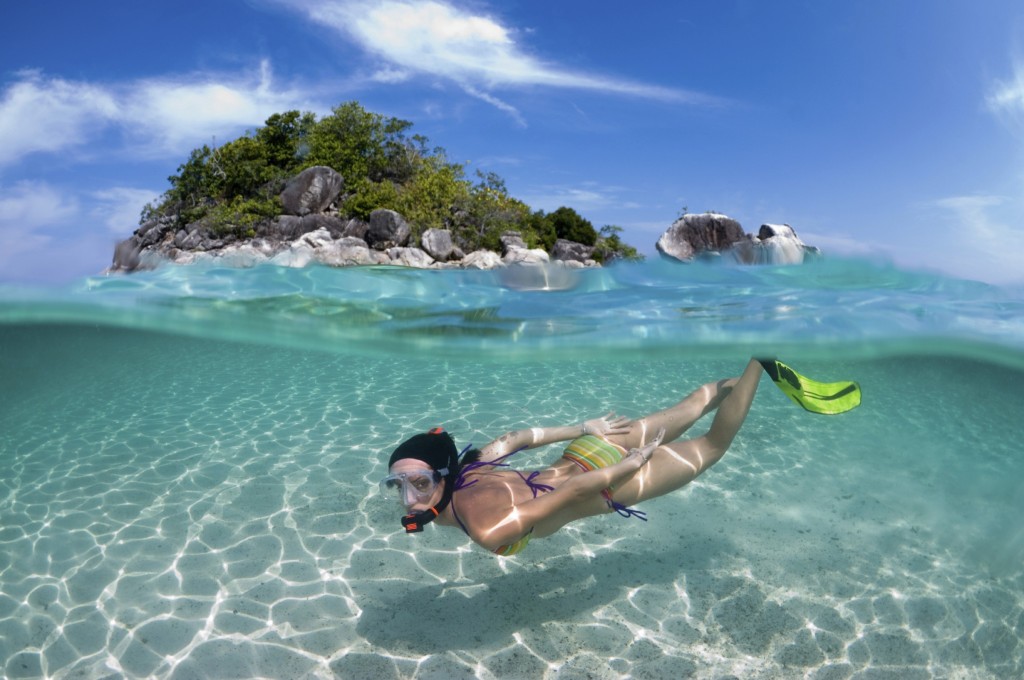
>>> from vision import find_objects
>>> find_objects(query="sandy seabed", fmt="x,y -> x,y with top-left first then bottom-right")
1,326 -> 1021,679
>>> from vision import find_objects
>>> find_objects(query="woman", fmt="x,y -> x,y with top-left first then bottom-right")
379,359 -> 767,556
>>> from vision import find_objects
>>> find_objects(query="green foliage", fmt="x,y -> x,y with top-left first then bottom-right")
204,196 -> 280,237
543,206 -> 598,246
305,101 -> 420,186
148,100 -> 640,258
450,172 -> 533,252
394,155 -> 469,234
593,225 -> 643,263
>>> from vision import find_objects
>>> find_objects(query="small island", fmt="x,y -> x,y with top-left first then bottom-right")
110,101 -> 818,273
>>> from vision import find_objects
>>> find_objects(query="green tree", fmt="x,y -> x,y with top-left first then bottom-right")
163,145 -> 221,225
255,110 -> 316,172
144,100 -> 642,257
593,225 -> 643,263
450,172 -> 533,252
544,206 -> 598,245
305,101 -> 419,187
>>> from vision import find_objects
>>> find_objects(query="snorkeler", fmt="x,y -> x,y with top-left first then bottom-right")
379,359 -> 860,556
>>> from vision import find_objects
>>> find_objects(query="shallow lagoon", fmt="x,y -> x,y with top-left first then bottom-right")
1,260 -> 1022,678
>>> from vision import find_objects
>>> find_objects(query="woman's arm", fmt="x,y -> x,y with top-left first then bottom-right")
477,413 -> 631,462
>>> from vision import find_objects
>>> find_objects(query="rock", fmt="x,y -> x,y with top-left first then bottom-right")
551,239 -> 594,263
730,223 -> 820,265
265,215 -> 306,240
316,237 -> 383,267
656,213 -> 746,262
264,213 -> 349,241
299,227 -> 335,250
366,209 -> 411,250
111,237 -> 142,271
215,242 -> 274,268
758,223 -> 798,241
178,229 -> 206,251
386,247 -> 435,268
503,247 -> 550,265
420,228 -> 454,262
500,231 -> 528,255
137,218 -> 173,247
279,166 -> 344,216
341,218 -> 369,240
461,250 -> 503,269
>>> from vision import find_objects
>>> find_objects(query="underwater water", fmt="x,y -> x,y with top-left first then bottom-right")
1,258 -> 1022,679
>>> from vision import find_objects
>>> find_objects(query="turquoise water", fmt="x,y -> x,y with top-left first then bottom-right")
1,259 -> 1022,679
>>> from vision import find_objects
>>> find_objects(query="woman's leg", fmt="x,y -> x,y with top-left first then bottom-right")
612,358 -> 763,503
605,369 -> 740,451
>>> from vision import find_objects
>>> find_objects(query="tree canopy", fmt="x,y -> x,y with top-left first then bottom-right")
145,101 -> 641,261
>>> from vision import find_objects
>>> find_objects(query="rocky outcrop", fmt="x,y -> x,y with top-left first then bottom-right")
656,213 -> 820,265
279,166 -> 344,216
552,239 -> 595,264
365,209 -> 412,250
655,213 -> 745,261
420,228 -> 455,262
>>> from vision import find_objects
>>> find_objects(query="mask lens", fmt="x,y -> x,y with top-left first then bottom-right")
379,469 -> 441,504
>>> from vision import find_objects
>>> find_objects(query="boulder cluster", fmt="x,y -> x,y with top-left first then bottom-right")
654,213 -> 819,265
110,165 -> 821,274
110,166 -> 598,273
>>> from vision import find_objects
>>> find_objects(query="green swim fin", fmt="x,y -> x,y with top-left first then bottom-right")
758,359 -> 861,415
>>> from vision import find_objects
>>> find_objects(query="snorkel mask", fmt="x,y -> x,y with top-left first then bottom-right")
384,428 -> 459,533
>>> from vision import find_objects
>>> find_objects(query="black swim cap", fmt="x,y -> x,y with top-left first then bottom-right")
388,428 -> 458,474
389,428 -> 461,534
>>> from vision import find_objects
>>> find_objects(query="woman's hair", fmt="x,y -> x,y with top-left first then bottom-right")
456,447 -> 483,471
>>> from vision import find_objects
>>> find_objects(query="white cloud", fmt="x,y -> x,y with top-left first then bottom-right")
120,60 -> 311,155
918,194 -> 1024,284
0,61 -> 315,166
0,70 -> 119,166
0,180 -> 79,277
987,59 -> 1024,133
90,187 -> 161,234
521,182 -> 628,213
282,0 -> 718,118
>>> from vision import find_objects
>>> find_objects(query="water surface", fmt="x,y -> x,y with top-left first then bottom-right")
1,259 -> 1021,678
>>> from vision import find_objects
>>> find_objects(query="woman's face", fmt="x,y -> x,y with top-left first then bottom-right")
388,458 -> 445,510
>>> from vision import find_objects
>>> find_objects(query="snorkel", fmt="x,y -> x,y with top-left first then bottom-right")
387,428 -> 460,533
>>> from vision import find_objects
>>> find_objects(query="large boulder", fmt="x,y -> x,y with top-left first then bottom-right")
551,239 -> 593,263
136,218 -> 174,247
500,231 -> 528,255
264,214 -> 349,240
340,218 -> 369,240
279,166 -> 344,216
111,237 -> 142,271
752,223 -> 819,264
656,213 -> 746,262
365,209 -> 411,250
420,228 -> 455,262
318,237 -> 385,267
386,247 -> 435,268
503,247 -> 550,265
461,250 -> 503,269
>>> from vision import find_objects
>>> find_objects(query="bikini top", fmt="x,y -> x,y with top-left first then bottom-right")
449,446 -> 552,537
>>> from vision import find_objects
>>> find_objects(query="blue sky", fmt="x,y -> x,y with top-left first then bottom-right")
2,1 -> 1024,285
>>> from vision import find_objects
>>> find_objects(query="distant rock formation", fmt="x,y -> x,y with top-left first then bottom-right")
108,164 -> 822,275
656,213 -> 820,265
108,168 -> 599,273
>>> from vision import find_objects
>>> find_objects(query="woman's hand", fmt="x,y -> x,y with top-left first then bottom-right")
627,427 -> 666,467
581,413 -> 631,437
